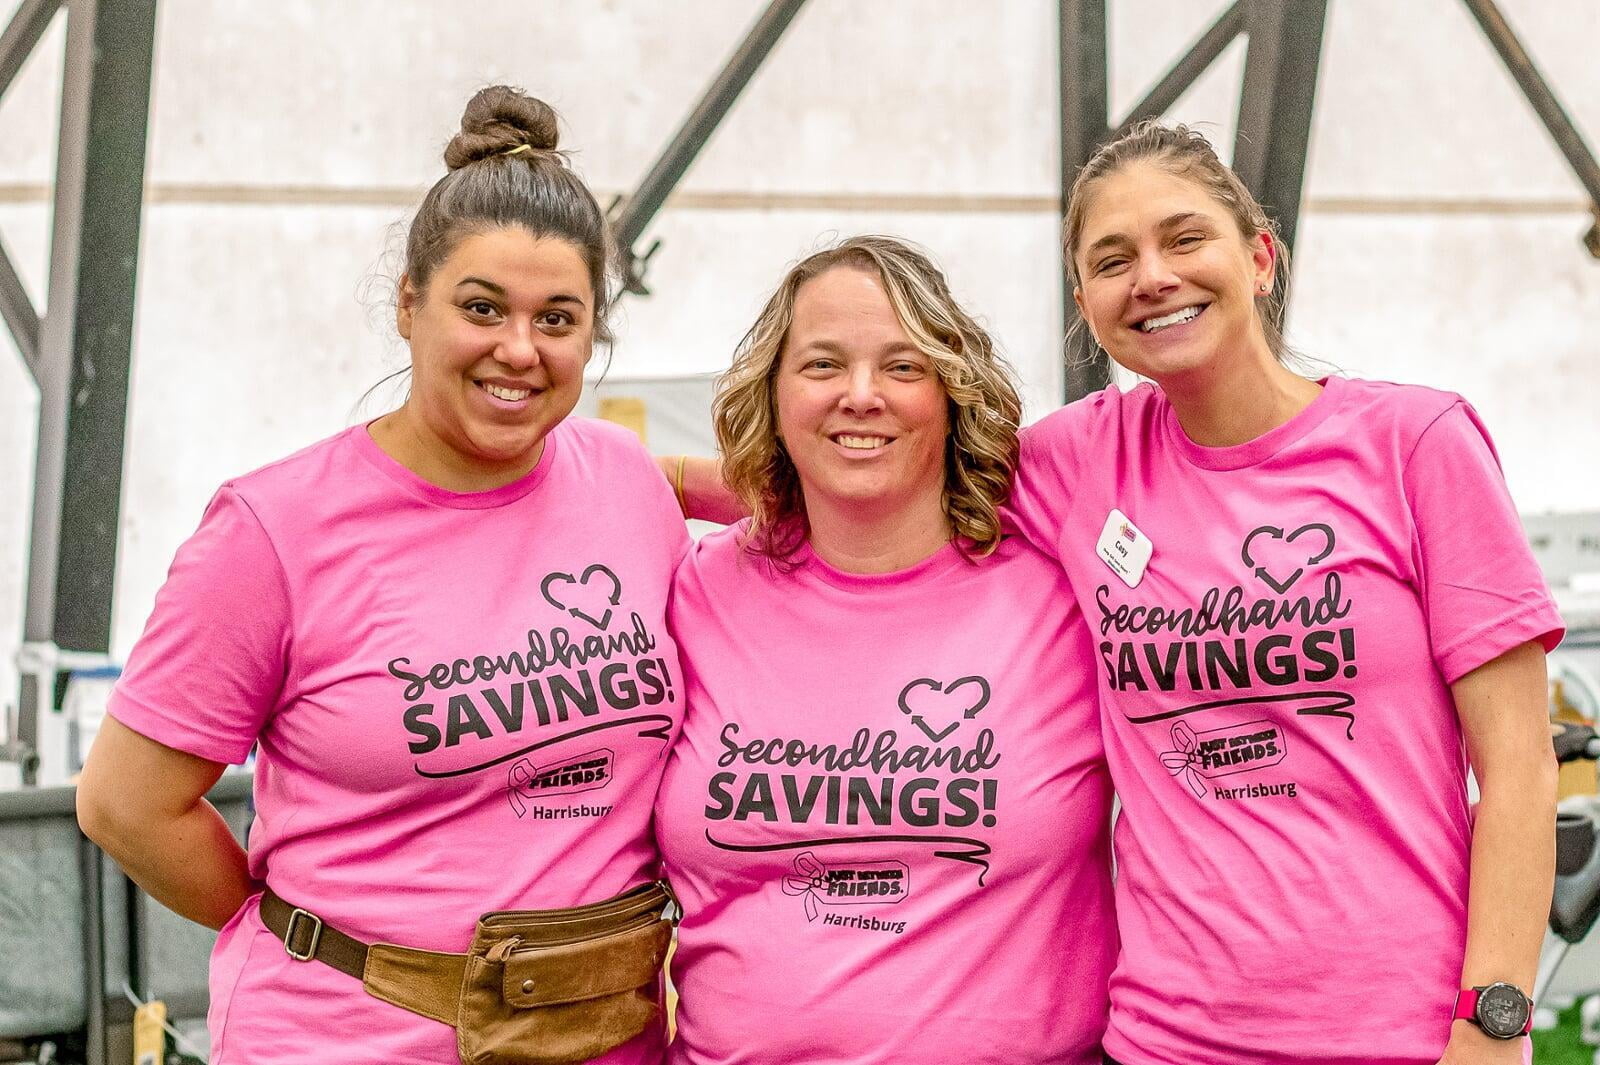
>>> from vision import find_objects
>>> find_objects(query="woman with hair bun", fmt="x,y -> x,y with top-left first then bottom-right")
78,87 -> 685,1064
1010,122 -> 1563,1065
655,236 -> 1116,1064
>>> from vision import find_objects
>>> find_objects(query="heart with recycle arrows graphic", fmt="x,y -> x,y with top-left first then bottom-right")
540,564 -> 623,630
1240,523 -> 1334,594
897,676 -> 992,743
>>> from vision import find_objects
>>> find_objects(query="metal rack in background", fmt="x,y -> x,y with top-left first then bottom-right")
0,774 -> 252,1065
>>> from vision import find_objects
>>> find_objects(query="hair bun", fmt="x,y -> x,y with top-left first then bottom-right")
443,85 -> 561,170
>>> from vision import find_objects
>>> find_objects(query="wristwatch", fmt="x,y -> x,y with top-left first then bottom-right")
1452,983 -> 1533,1039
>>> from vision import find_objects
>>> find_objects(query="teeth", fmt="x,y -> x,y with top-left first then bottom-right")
1139,305 -> 1203,333
483,383 -> 532,401
836,435 -> 888,450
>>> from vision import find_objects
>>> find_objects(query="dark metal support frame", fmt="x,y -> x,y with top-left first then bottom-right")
1057,0 -> 1328,399
1058,0 -> 1112,401
1232,0 -> 1331,314
5,0 -> 158,787
0,0 -> 63,370
1116,1 -> 1246,136
601,0 -> 1597,404
1459,0 -> 1600,255
610,0 -> 809,294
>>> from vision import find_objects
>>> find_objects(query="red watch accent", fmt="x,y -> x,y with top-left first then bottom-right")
1453,987 -> 1534,1036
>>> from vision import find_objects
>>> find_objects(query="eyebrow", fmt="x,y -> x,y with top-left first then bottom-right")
1083,211 -> 1214,257
454,277 -> 587,307
794,338 -> 921,357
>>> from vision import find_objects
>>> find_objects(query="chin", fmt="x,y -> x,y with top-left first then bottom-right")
1113,343 -> 1213,382
466,427 -> 547,465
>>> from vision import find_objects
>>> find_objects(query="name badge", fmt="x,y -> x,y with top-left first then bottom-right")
1097,508 -> 1153,588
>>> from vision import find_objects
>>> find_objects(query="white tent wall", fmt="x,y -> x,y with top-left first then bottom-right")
0,0 -> 1597,714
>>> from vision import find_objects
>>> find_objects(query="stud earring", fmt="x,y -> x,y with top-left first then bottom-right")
1258,283 -> 1269,293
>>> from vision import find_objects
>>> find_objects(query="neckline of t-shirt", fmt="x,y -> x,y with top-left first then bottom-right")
1161,375 -> 1346,471
795,538 -> 970,591
347,421 -> 559,509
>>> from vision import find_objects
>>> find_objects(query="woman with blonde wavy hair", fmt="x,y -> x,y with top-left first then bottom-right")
654,236 -> 1116,1064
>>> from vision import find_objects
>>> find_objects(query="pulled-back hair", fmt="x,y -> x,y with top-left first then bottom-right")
715,236 -> 1023,562
405,85 -> 616,342
1064,121 -> 1290,360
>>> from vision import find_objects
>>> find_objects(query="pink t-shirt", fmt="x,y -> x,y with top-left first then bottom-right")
109,418 -> 689,1065
656,529 -> 1116,1065
1009,376 -> 1563,1065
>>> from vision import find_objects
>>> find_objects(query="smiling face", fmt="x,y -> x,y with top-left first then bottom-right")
774,266 -> 950,529
1072,160 -> 1275,385
393,226 -> 594,489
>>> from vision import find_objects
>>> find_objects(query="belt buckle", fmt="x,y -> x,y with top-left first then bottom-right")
283,907 -> 324,962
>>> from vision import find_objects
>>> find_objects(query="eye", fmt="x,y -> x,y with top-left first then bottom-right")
463,298 -> 500,318
1173,232 -> 1206,249
537,310 -> 574,330
1093,256 -> 1129,276
888,359 -> 926,377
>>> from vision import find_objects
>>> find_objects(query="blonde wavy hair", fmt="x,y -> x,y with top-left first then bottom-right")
715,236 -> 1022,562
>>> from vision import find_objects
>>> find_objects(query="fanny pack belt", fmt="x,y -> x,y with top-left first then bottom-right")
260,887 -> 468,1024
258,882 -> 676,1032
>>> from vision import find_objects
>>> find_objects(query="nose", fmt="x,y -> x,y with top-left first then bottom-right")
495,320 -> 542,370
839,363 -> 885,416
1130,250 -> 1180,300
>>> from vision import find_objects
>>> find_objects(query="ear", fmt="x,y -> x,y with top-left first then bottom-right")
1252,232 -> 1276,294
1072,287 -> 1099,347
396,275 -> 418,341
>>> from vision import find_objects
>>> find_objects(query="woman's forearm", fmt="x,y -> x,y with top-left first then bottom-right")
1459,766 -> 1556,992
78,717 -> 255,930
660,455 -> 749,525
84,796 -> 254,930
1451,640 -> 1557,994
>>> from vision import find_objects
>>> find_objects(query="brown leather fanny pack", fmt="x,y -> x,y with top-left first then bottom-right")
261,882 -> 675,1065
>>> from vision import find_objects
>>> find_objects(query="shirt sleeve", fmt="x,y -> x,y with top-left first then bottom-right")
1006,410 -> 1081,563
1402,402 -> 1564,683
108,486 -> 293,763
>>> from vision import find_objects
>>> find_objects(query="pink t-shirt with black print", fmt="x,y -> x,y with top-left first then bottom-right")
1009,376 -> 1563,1065
109,418 -> 688,1065
656,529 -> 1116,1065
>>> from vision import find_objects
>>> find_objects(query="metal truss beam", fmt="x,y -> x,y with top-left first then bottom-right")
17,0 -> 157,787
1117,0 -> 1245,135
0,233 -> 39,370
0,0 -> 64,372
1059,0 -> 1111,402
1233,0 -> 1329,314
610,0 -> 809,295
0,0 -> 61,97
1459,0 -> 1600,256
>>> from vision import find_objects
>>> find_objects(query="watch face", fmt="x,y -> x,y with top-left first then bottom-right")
1476,984 -> 1530,1039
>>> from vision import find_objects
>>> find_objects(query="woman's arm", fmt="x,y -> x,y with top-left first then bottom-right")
1438,639 -> 1555,1063
655,455 -> 750,525
77,715 -> 254,930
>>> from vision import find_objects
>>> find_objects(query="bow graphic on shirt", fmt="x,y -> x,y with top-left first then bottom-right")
1159,722 -> 1209,798
782,852 -> 829,922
